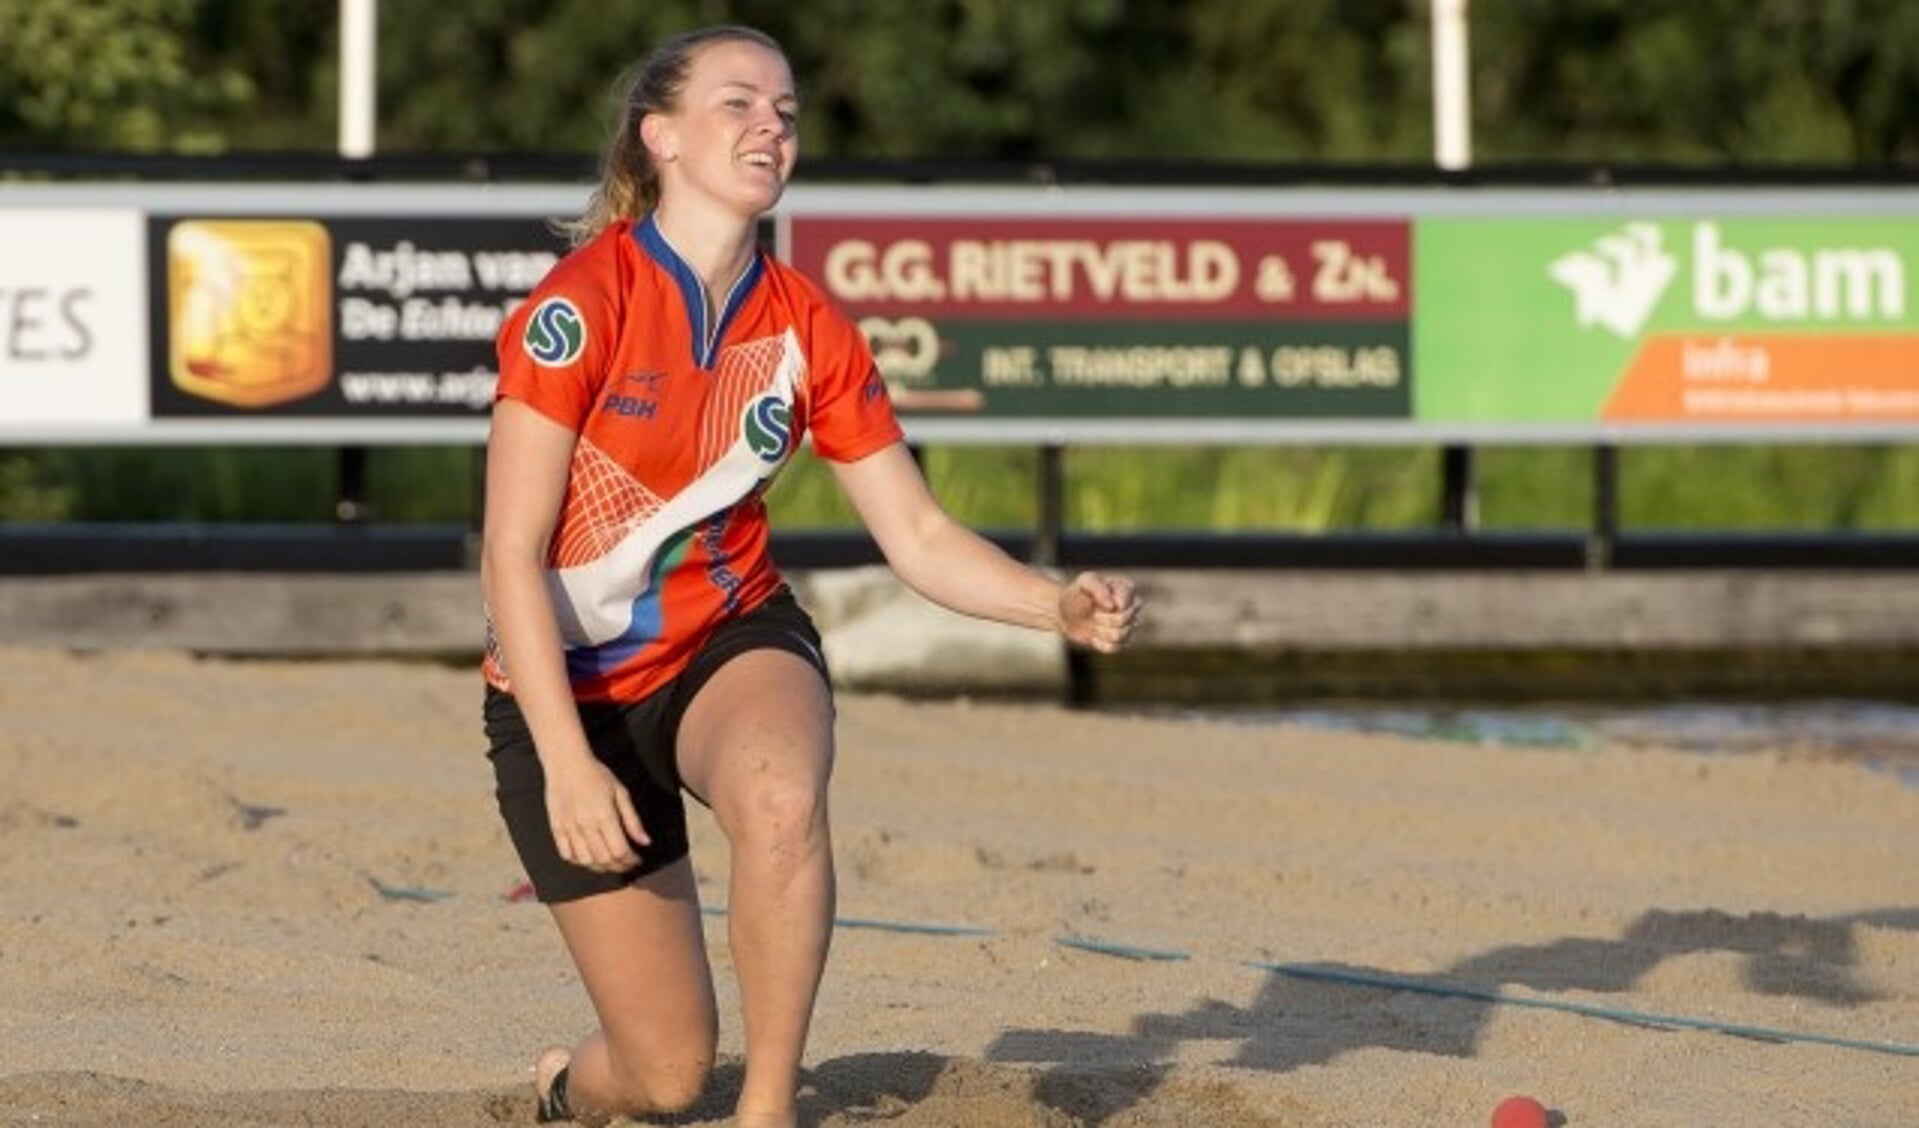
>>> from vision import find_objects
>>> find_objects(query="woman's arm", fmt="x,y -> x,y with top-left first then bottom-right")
828,441 -> 1139,652
481,400 -> 645,869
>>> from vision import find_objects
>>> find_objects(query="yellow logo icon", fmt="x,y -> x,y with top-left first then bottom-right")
168,220 -> 332,408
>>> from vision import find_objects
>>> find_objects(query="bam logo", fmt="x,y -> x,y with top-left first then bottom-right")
1552,221 -> 1907,339
1548,223 -> 1677,339
742,394 -> 792,463
1692,222 -> 1904,322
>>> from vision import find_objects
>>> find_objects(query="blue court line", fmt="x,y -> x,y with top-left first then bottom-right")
700,905 -> 994,938
1057,935 -> 1192,962
838,915 -> 997,938
1253,962 -> 1919,1059
368,877 -> 453,903
682,902 -> 1919,1060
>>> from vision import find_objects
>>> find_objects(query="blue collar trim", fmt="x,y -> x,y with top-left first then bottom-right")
634,215 -> 765,369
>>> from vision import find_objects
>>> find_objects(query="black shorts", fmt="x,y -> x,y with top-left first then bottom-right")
484,587 -> 829,904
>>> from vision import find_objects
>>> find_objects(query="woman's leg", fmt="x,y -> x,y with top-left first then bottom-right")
542,856 -> 719,1118
675,649 -> 836,1126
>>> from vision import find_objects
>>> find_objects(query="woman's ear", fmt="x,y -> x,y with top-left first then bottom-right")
640,114 -> 677,163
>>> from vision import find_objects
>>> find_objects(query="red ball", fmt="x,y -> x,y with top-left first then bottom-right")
1491,1095 -> 1551,1128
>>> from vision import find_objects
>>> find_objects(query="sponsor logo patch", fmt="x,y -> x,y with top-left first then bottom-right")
1548,223 -> 1677,339
167,220 -> 333,407
599,393 -> 657,420
523,296 -> 586,366
742,394 -> 793,463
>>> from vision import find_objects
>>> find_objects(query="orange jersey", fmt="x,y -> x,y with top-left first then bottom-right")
483,216 -> 902,702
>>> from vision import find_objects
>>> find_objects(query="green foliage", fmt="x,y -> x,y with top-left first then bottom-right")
1113,0 -> 1429,161
922,447 -> 1042,527
0,447 -> 483,524
193,0 -> 335,149
8,443 -> 1913,535
0,0 -> 254,151
364,447 -> 480,522
764,451 -> 862,529
1475,447 -> 1594,531
1476,0 -> 1919,163
1620,445 -> 1919,531
1062,446 -> 1439,532
369,0 -> 1919,164
0,454 -> 72,520
9,0 -> 1911,162
374,0 -> 695,151
22,448 -> 335,521
766,447 -> 1042,530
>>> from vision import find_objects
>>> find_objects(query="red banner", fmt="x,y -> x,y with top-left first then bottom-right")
787,218 -> 1410,322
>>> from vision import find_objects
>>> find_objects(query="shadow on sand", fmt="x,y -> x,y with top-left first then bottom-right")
986,906 -> 1917,1125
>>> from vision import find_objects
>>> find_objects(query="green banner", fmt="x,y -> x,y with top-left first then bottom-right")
1415,218 -> 1919,426
876,320 -> 1409,419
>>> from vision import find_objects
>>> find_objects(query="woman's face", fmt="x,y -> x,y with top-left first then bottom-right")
652,39 -> 799,220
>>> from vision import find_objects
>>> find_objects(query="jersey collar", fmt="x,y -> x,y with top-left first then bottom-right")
634,215 -> 766,370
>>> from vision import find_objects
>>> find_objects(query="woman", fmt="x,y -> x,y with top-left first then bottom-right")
481,24 -> 1140,1126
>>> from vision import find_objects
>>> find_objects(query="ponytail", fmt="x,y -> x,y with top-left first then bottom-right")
559,24 -> 784,247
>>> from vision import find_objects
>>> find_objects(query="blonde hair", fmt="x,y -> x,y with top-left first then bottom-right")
560,25 -> 785,247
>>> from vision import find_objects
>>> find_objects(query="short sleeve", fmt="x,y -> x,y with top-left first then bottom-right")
493,241 -> 619,432
805,301 -> 904,463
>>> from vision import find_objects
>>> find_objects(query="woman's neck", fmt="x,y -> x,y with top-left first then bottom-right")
650,201 -> 758,305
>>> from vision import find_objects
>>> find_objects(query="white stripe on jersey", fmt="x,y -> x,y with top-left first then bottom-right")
546,329 -> 806,646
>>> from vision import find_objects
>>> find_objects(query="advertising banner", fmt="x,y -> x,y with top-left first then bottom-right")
786,217 -> 1412,422
0,209 -> 146,427
1416,217 -> 1919,427
147,216 -> 567,419
3,186 -> 1914,444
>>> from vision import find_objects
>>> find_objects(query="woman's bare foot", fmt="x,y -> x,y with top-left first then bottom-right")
734,1109 -> 797,1128
533,1045 -> 572,1123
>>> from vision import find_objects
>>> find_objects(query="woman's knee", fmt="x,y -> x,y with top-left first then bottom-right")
728,767 -> 830,863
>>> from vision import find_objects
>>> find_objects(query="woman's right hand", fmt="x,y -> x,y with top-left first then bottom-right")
543,755 -> 649,873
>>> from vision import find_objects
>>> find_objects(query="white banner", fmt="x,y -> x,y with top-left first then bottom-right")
0,209 -> 146,427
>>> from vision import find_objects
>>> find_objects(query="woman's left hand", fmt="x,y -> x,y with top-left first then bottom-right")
1057,572 -> 1141,653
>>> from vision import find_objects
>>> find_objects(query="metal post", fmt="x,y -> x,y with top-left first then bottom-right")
1588,443 -> 1618,570
1032,444 -> 1093,705
1441,445 -> 1478,532
1431,0 -> 1472,171
1035,444 -> 1064,567
338,0 -> 378,159
336,447 -> 371,524
338,0 -> 378,521
1433,2 -> 1475,540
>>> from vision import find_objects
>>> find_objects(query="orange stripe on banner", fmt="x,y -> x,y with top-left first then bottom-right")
1602,333 -> 1919,422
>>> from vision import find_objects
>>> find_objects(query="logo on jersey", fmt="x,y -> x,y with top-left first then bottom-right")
599,374 -> 664,421
742,395 -> 793,463
524,296 -> 586,367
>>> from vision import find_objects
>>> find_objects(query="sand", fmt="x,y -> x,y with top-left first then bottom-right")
0,644 -> 1914,1126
